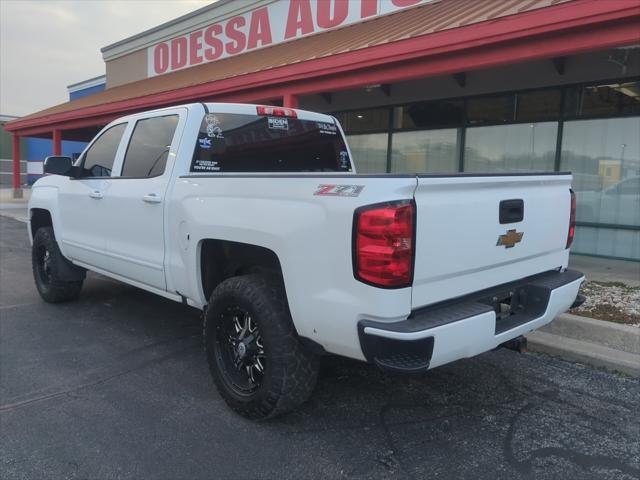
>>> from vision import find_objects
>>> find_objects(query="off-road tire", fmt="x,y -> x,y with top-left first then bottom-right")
32,227 -> 83,303
203,274 -> 319,420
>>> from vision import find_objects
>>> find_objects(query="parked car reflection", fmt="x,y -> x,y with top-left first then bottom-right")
576,176 -> 640,226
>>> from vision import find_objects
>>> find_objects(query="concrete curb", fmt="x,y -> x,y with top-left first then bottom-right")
526,313 -> 640,377
0,187 -> 31,202
0,187 -> 29,223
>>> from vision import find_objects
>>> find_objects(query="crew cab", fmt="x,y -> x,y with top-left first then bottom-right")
29,103 -> 584,419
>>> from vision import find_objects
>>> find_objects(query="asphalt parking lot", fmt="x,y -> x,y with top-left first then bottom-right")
1,216 -> 638,480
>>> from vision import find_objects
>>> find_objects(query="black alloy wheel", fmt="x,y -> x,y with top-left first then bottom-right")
34,243 -> 53,286
203,274 -> 319,419
31,226 -> 84,303
215,306 -> 266,395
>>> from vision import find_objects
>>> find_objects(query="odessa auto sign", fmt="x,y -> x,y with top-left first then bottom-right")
148,0 -> 432,77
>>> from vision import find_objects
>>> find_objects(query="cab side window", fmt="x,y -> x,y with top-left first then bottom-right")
121,115 -> 179,178
80,123 -> 127,177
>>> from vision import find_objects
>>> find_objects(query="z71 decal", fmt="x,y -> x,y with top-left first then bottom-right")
314,184 -> 365,197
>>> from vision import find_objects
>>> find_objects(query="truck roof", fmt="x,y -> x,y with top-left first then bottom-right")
203,103 -> 334,123
115,103 -> 336,124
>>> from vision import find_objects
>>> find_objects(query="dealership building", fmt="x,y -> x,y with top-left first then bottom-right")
5,0 -> 640,260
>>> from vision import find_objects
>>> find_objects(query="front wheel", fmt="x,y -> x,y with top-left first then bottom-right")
203,274 -> 318,420
32,227 -> 83,303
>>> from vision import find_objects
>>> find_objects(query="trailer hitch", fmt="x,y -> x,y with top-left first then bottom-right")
498,335 -> 528,353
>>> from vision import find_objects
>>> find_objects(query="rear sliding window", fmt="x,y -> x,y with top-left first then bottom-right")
190,113 -> 352,173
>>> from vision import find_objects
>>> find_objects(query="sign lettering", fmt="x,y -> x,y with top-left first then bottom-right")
148,0 -> 431,77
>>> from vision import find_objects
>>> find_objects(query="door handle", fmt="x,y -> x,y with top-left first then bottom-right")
142,193 -> 162,204
89,190 -> 103,199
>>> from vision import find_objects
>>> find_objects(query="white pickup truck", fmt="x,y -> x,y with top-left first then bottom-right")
29,103 -> 584,419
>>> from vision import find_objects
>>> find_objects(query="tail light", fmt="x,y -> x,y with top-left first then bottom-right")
353,200 -> 415,288
256,105 -> 297,118
566,189 -> 576,249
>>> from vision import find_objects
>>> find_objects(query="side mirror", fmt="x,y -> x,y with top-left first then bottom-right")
43,156 -> 74,176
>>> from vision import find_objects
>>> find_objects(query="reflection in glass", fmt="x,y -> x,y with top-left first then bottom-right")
516,89 -> 561,121
572,226 -> 640,261
122,115 -> 178,177
464,122 -> 557,173
467,95 -> 515,125
561,117 -> 640,230
391,129 -> 459,173
394,101 -> 464,130
347,134 -> 388,173
335,108 -> 390,134
81,123 -> 127,177
564,81 -> 640,117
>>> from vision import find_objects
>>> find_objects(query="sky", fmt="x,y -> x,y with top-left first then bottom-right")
0,0 -> 212,117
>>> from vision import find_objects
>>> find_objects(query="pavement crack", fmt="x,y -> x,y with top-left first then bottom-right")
378,403 -> 416,480
503,401 -> 536,475
502,395 -> 639,478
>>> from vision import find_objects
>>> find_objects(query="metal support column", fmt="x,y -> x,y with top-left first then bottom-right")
12,134 -> 22,198
283,93 -> 299,108
52,129 -> 62,156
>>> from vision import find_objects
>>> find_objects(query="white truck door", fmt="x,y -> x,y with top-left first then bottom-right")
57,123 -> 128,269
98,110 -> 185,290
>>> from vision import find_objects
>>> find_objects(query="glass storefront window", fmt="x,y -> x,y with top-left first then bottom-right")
464,122 -> 557,173
347,133 -> 388,173
560,117 -> 640,230
334,108 -> 389,134
572,226 -> 640,260
332,79 -> 639,259
467,94 -> 515,125
391,129 -> 459,173
516,89 -> 561,121
394,100 -> 464,130
564,81 -> 640,117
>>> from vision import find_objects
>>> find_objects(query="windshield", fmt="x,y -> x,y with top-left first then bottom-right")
190,112 -> 352,173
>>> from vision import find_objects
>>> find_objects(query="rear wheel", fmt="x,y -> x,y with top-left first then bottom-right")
203,274 -> 318,419
32,227 -> 83,303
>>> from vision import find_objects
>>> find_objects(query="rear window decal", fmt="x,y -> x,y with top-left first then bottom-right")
205,114 -> 224,138
339,151 -> 350,169
317,122 -> 337,135
198,137 -> 212,149
192,159 -> 220,172
268,117 -> 288,130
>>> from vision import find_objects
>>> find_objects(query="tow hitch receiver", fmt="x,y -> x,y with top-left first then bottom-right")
480,283 -> 548,335
499,335 -> 528,353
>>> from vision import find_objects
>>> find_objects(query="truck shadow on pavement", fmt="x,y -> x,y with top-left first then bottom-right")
1,235 -> 638,480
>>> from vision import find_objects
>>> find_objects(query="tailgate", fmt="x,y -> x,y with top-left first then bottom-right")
411,174 -> 572,309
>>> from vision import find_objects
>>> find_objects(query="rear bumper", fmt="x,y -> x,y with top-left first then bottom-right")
358,269 -> 584,373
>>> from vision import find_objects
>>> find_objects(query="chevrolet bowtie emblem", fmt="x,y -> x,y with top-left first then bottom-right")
497,229 -> 524,248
